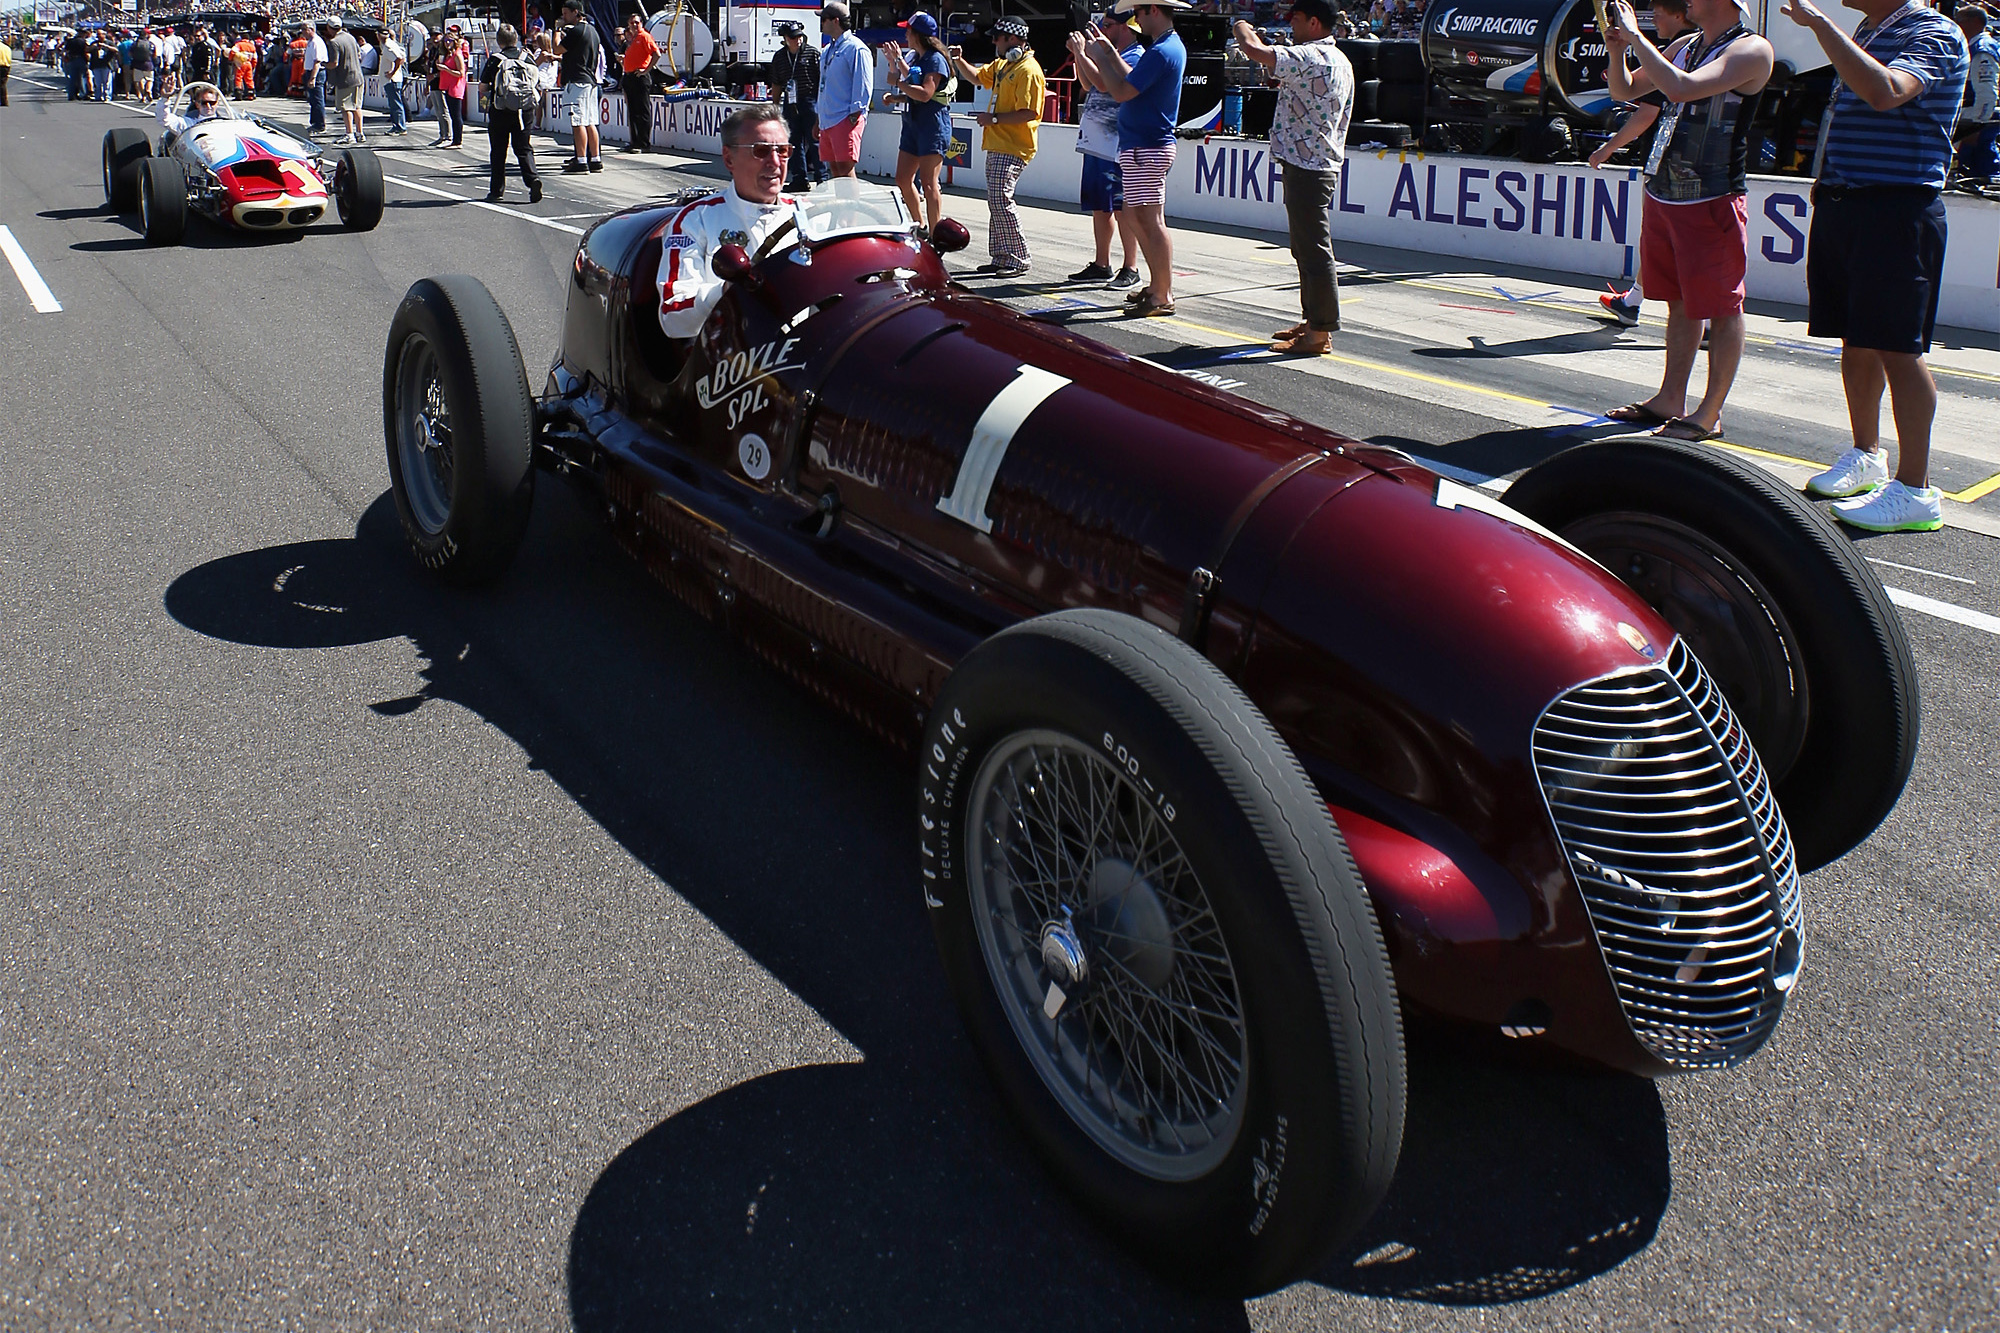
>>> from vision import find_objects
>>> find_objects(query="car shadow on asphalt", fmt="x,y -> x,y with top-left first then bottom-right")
1412,327 -> 1643,362
59,209 -> 304,253
161,485 -> 1669,1327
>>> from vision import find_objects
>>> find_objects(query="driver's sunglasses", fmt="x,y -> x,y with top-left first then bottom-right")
732,143 -> 794,159
195,97 -> 219,107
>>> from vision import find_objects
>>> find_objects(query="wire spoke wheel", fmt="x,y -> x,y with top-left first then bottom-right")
967,729 -> 1249,1181
393,333 -> 455,536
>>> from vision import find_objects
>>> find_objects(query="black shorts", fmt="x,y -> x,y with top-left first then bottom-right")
1806,185 -> 1947,356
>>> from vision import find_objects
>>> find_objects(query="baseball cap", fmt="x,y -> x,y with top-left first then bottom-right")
1112,0 -> 1191,11
775,19 -> 805,34
993,15 -> 1029,36
900,10 -> 939,37
821,1 -> 851,20
1288,0 -> 1336,23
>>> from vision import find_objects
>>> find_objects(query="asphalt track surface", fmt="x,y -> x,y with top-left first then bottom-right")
3,74 -> 1997,1331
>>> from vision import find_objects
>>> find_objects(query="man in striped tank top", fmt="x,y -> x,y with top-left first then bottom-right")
1604,0 -> 1773,443
1786,0 -> 1967,532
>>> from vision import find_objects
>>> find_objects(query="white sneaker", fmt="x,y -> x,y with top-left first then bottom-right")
1832,479 -> 1944,533
1806,447 -> 1891,499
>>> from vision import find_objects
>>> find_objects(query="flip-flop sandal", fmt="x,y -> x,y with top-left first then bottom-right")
1124,288 -> 1152,305
1605,402 -> 1671,426
1128,295 -> 1177,318
1654,416 -> 1725,442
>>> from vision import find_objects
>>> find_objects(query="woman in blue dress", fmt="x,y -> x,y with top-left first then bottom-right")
883,11 -> 953,233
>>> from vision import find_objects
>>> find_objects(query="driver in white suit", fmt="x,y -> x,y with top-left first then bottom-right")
657,104 -> 800,339
158,79 -> 226,134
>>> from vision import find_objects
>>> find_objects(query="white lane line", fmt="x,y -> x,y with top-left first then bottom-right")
0,226 -> 62,313
1868,556 -> 1975,585
1884,585 -> 2000,637
383,174 -> 586,235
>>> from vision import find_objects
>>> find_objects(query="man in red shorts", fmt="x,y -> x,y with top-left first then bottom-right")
1602,0 -> 1772,441
814,1 -> 872,179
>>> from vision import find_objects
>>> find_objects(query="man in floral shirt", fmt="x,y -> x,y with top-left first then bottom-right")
1235,0 -> 1353,354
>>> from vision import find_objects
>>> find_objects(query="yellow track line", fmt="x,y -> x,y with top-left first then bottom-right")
1159,310 -> 2000,509
1388,275 -> 2000,388
1159,314 -> 1552,409
1945,472 -> 2000,503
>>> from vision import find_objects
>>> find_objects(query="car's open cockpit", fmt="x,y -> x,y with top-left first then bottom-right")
158,82 -> 241,149
625,179 -> 931,381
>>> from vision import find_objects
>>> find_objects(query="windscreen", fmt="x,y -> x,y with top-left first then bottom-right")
794,178 -> 913,245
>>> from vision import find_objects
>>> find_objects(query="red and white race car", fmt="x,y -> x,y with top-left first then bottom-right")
100,84 -> 384,245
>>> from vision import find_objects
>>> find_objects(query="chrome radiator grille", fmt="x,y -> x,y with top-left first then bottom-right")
1532,639 -> 1804,1070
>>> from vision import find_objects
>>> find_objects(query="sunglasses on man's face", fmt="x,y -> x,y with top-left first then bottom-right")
195,97 -> 218,107
731,142 -> 795,159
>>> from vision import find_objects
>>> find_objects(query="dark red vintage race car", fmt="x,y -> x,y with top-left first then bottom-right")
380,181 -> 1916,1294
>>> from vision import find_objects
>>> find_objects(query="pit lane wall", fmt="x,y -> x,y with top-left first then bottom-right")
366,80 -> 2000,333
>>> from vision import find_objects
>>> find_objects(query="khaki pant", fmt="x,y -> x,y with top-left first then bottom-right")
1282,162 -> 1341,332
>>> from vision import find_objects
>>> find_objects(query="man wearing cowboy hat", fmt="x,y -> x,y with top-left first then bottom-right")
950,15 -> 1045,276
1073,0 -> 1189,316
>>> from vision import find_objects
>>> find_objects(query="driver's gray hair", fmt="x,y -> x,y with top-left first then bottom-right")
496,23 -> 519,46
720,102 -> 786,148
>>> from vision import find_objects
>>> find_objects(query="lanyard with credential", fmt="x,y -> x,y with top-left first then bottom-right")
1643,25 -> 1746,177
1812,2 -> 1918,177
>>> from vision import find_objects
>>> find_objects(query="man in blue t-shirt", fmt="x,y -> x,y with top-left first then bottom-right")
1783,0 -> 1967,534
1075,0 -> 1188,316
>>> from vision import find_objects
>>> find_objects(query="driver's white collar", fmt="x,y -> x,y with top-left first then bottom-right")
722,182 -> 790,216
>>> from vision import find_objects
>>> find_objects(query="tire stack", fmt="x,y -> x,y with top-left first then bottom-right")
1343,36 -> 1416,150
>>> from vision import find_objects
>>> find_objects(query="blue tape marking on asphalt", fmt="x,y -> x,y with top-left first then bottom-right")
1215,347 -> 1270,361
1493,285 -> 1560,303
1027,296 -> 1114,316
1548,404 -> 1616,425
1773,338 -> 1842,357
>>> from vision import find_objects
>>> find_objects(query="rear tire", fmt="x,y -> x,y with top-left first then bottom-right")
1376,80 -> 1427,128
922,610 -> 1405,1296
138,157 -> 187,245
1377,38 -> 1425,83
382,275 -> 536,585
334,146 -> 385,231
103,127 -> 150,212
1519,115 -> 1574,163
1505,438 -> 1919,871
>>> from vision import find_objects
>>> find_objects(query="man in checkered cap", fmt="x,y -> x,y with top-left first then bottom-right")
950,15 -> 1045,277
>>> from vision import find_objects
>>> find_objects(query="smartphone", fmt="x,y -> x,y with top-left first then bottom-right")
1594,0 -> 1613,33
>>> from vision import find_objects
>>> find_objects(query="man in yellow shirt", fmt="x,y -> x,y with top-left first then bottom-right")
0,35 -> 11,108
950,16 -> 1043,277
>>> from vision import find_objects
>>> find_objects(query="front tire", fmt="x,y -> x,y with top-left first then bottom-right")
334,146 -> 385,231
922,610 -> 1405,1296
138,157 -> 187,245
1506,437 -> 1919,871
382,276 -> 535,584
103,127 -> 150,212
